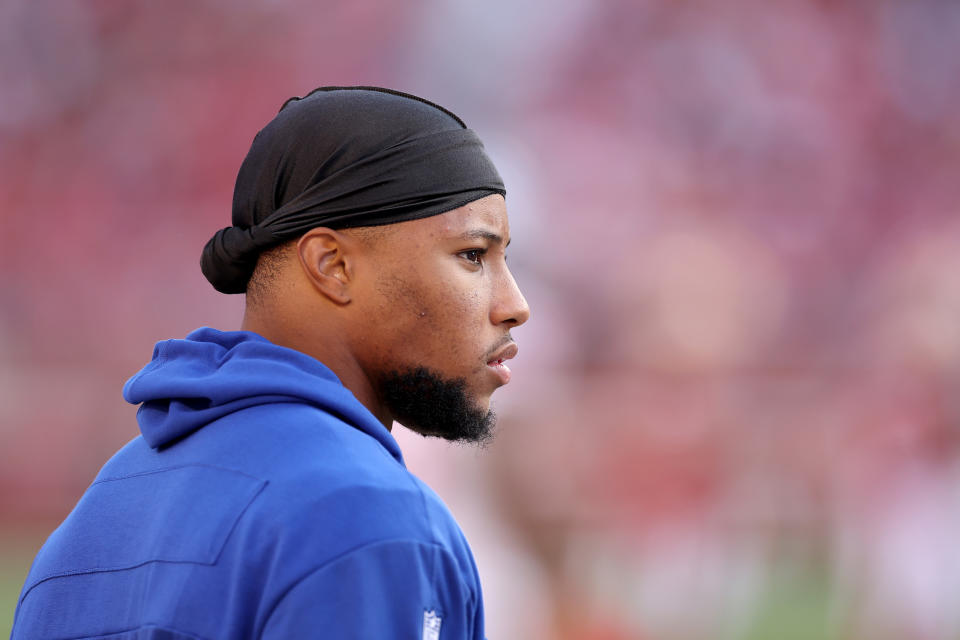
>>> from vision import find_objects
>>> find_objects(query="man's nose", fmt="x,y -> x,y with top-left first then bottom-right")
492,268 -> 530,328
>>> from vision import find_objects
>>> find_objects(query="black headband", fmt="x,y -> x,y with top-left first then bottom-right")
200,86 -> 505,294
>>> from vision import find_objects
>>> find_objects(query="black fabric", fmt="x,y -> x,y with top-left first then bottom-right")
200,86 -> 505,294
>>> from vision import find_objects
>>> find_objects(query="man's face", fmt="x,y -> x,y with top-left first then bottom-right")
349,194 -> 530,442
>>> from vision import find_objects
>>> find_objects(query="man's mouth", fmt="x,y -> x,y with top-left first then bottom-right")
486,342 -> 518,385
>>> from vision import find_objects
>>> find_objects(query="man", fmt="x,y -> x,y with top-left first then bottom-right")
13,86 -> 529,639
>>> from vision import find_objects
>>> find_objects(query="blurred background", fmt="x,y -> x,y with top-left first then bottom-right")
2,0 -> 960,637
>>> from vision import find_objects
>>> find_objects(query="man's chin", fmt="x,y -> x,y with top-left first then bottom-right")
378,366 -> 497,445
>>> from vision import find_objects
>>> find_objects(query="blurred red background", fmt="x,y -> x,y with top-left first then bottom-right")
3,1 -> 960,638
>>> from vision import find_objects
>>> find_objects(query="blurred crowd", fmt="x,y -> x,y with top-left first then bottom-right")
2,1 -> 960,638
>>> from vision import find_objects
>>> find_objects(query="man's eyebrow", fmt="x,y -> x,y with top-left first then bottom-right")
459,229 -> 511,247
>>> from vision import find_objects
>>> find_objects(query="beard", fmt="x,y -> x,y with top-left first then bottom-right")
377,366 -> 496,445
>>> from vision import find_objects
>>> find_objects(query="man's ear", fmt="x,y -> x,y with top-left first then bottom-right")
296,228 -> 354,304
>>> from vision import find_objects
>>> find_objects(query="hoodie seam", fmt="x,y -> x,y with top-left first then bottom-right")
158,340 -> 172,365
19,472 -> 268,607
92,463 -> 265,486
125,340 -> 172,398
152,339 -> 172,369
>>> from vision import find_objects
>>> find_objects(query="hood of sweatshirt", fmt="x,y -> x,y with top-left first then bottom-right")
122,327 -> 403,465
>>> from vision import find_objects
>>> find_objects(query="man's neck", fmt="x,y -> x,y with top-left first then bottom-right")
241,306 -> 393,430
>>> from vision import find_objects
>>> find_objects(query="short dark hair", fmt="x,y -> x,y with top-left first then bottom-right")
245,241 -> 295,305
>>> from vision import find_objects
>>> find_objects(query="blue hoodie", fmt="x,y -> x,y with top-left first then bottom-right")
13,328 -> 486,639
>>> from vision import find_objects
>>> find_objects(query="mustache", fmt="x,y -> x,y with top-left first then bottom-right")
484,334 -> 515,360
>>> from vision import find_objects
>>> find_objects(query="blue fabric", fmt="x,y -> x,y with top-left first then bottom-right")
12,328 -> 486,639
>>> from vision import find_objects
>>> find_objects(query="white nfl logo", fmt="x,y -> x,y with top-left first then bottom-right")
422,610 -> 442,640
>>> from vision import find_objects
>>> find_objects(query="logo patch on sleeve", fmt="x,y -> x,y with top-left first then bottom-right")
422,609 -> 442,640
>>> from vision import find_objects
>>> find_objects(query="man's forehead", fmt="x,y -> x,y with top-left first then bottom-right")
431,195 -> 510,241
372,194 -> 510,248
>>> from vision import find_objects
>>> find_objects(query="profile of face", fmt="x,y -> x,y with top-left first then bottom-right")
345,194 -> 530,443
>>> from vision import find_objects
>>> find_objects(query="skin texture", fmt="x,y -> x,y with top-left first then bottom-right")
241,194 -> 530,438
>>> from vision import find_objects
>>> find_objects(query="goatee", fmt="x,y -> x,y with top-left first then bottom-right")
378,366 -> 496,445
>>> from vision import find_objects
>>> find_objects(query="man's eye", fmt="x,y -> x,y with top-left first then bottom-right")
460,249 -> 485,265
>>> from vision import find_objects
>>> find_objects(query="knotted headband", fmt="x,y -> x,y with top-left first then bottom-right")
201,86 -> 505,294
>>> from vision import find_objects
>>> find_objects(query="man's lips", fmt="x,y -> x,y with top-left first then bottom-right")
486,342 -> 518,385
